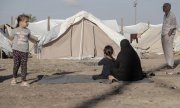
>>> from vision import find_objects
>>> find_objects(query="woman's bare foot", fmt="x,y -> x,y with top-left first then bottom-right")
108,75 -> 118,83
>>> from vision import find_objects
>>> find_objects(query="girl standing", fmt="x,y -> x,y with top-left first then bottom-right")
9,14 -> 38,87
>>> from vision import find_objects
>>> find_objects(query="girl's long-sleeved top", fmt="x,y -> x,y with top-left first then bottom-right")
10,27 -> 38,52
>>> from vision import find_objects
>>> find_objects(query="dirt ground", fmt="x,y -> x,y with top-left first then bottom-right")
0,54 -> 180,108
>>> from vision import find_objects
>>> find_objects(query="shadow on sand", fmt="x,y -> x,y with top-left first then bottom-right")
146,59 -> 180,74
76,82 -> 131,108
0,74 -> 13,83
0,68 -> 12,83
76,59 -> 180,108
0,73 -> 21,83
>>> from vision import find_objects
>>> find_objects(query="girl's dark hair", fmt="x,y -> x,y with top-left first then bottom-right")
104,45 -> 114,60
16,14 -> 30,28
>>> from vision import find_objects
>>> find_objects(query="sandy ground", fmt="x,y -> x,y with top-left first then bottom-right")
0,54 -> 180,108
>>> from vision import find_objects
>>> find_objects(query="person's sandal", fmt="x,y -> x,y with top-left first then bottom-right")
11,78 -> 17,85
20,81 -> 30,87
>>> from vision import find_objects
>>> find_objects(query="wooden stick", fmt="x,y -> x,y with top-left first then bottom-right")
47,16 -> 50,31
0,47 -> 2,59
11,16 -> 14,27
120,17 -> 124,35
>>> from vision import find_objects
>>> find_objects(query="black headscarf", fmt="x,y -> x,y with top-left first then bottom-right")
111,39 -> 144,81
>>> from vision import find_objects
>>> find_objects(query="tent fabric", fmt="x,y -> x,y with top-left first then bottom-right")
41,19 -> 121,59
174,29 -> 180,52
3,11 -> 124,57
132,24 -> 163,54
0,29 -> 12,54
39,11 -> 124,59
130,24 -> 180,54
38,11 -> 124,47
28,19 -> 120,39
28,19 -> 64,38
102,20 -> 120,33
122,23 -> 149,42
123,23 -> 149,34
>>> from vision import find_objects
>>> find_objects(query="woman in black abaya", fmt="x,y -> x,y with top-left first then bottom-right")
109,39 -> 144,81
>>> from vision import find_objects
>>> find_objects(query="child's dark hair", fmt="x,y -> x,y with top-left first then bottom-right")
16,14 -> 30,28
104,45 -> 114,60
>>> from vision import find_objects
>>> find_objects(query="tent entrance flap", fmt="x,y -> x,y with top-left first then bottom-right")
82,19 -> 96,58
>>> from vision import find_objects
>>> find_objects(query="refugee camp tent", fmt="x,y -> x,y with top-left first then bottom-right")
28,19 -> 120,55
0,29 -> 12,56
2,13 -> 121,57
130,24 -> 180,54
28,19 -> 120,38
102,20 -> 120,33
28,19 -> 64,37
172,29 -> 180,52
39,11 -> 124,59
121,22 -> 149,39
123,22 -> 149,34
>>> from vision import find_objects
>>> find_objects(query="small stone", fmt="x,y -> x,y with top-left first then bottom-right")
170,86 -> 177,89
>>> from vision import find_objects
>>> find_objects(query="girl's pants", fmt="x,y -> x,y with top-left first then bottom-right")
13,50 -> 28,81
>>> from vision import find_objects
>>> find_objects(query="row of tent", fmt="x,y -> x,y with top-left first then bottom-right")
1,11 -> 124,59
0,11 -> 180,59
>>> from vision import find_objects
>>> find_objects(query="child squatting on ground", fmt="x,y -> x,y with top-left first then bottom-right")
8,14 -> 39,87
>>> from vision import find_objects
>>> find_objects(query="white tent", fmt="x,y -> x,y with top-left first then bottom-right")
130,24 -> 180,54
38,11 -> 123,46
121,22 -> 149,41
28,19 -> 64,37
102,20 -> 120,33
123,22 -> 149,34
3,12 -> 122,57
28,19 -> 120,39
38,11 -> 125,59
0,28 -> 12,55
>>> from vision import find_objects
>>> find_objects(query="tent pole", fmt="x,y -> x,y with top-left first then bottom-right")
47,16 -> 50,31
38,48 -> 41,59
93,26 -> 97,57
79,19 -> 84,60
148,21 -> 150,29
70,26 -> 73,57
36,46 -> 40,60
120,17 -> 124,35
0,47 -> 2,59
11,16 -> 14,27
36,48 -> 39,59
